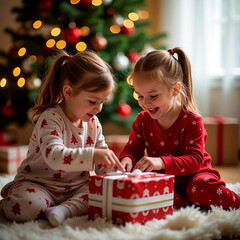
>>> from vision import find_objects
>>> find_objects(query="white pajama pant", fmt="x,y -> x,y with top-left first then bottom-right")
0,181 -> 89,222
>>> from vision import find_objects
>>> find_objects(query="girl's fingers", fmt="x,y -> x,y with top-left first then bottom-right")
111,152 -> 125,172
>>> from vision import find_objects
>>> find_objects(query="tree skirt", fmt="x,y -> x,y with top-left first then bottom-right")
0,175 -> 240,240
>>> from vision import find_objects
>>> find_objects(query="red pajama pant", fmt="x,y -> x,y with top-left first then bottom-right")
173,173 -> 240,210
0,181 -> 89,222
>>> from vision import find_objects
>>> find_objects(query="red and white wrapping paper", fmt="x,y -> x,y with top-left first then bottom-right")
88,172 -> 175,225
0,145 -> 28,173
0,130 -> 17,146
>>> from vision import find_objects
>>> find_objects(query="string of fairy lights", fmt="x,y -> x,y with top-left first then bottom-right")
0,0 -> 150,102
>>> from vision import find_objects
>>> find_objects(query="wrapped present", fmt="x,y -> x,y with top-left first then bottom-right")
0,130 -> 17,146
88,171 -> 174,225
105,135 -> 129,158
203,116 -> 239,165
0,145 -> 28,173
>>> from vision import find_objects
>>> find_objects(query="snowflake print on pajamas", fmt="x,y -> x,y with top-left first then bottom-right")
203,177 -> 210,182
191,186 -> 196,193
160,141 -> 165,146
53,172 -> 62,180
217,188 -> 223,195
63,154 -> 73,165
189,140 -> 194,144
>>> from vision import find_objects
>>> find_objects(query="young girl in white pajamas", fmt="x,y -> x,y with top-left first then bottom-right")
0,50 -> 124,226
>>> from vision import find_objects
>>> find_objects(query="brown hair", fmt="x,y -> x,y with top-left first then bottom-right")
30,50 -> 116,122
130,47 -> 199,114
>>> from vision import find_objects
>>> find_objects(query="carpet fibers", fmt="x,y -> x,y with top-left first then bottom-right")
0,175 -> 240,240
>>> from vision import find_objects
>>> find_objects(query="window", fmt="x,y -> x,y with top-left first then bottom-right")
207,0 -> 240,79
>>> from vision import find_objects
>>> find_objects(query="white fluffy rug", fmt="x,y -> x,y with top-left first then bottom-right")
0,175 -> 240,240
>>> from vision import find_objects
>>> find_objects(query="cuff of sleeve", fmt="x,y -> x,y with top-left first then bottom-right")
160,156 -> 173,174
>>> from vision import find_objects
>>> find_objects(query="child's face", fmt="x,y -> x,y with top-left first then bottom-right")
63,86 -> 112,124
133,77 -> 177,120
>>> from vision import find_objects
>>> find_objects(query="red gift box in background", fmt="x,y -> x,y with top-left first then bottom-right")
105,135 -> 129,158
0,130 -> 17,146
203,116 -> 239,165
88,173 -> 174,225
0,145 -> 28,173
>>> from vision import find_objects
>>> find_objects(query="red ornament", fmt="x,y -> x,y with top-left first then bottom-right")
90,35 -> 107,51
128,51 -> 141,63
38,0 -> 53,12
64,27 -> 81,45
44,44 -> 54,55
8,45 -> 19,58
116,103 -> 132,118
1,101 -> 15,118
78,0 -> 92,8
121,25 -> 135,35
107,8 -> 115,15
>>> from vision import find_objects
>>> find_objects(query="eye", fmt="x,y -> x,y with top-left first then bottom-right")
150,95 -> 158,99
137,95 -> 143,99
89,100 -> 96,105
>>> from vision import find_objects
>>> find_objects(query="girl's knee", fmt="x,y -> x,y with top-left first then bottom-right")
1,193 -> 46,222
1,182 -> 52,222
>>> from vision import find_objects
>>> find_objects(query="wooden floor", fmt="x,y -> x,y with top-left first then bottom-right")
214,162 -> 240,184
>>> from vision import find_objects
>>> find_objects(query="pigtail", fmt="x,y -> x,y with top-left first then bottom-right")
30,53 -> 68,122
173,47 -> 199,114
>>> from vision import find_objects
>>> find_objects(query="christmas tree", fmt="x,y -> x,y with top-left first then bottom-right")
0,0 -> 166,131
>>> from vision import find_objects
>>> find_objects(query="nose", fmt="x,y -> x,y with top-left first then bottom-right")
142,97 -> 150,106
95,103 -> 103,113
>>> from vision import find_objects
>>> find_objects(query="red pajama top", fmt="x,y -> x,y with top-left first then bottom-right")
119,110 -> 220,184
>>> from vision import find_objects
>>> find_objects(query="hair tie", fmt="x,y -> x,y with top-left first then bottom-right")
67,55 -> 72,61
167,49 -> 174,55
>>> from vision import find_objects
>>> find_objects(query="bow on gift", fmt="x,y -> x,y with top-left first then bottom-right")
106,169 -> 151,177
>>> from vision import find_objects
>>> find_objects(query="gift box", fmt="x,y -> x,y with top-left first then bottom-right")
105,135 -> 129,158
203,116 -> 239,165
0,145 -> 28,173
88,172 -> 174,225
0,130 -> 17,146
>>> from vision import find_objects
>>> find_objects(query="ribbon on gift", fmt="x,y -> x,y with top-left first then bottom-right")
211,115 -> 225,165
89,171 -> 174,220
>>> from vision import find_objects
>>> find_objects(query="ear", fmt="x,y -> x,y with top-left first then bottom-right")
62,84 -> 73,100
173,82 -> 182,96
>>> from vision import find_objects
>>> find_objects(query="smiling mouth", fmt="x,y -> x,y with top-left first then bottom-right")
148,107 -> 159,114
87,113 -> 94,118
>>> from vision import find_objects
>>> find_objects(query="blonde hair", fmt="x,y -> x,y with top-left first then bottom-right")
130,47 -> 198,114
30,50 -> 116,122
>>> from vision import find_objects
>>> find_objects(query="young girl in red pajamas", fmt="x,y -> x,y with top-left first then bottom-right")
120,48 -> 240,210
0,50 -> 124,226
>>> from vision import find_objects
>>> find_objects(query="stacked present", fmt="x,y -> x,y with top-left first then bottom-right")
0,130 -> 28,173
88,171 -> 174,225
105,135 -> 129,158
203,116 -> 239,165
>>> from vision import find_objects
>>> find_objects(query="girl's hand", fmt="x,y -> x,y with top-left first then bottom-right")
120,157 -> 133,172
93,149 -> 125,172
132,156 -> 165,172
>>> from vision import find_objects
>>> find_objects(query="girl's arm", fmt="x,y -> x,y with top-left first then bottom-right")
119,113 -> 145,166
